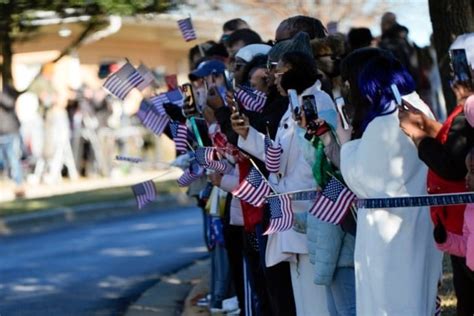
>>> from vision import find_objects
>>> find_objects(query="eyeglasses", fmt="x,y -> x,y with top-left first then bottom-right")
266,61 -> 278,71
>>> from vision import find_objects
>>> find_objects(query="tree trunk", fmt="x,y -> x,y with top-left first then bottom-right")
0,3 -> 14,91
429,0 -> 474,113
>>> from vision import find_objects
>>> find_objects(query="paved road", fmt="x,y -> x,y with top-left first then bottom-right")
0,205 -> 206,316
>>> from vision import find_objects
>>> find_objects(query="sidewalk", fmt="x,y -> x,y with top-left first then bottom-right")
0,168 -> 189,235
0,168 -> 182,203
125,259 -> 210,316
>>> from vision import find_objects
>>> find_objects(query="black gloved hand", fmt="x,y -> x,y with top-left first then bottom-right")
163,102 -> 186,123
433,216 -> 447,244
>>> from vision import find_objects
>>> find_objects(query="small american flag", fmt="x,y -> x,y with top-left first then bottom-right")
264,135 -> 282,173
264,194 -> 294,235
137,100 -> 170,135
309,177 -> 356,224
169,122 -> 188,153
136,64 -> 155,91
235,86 -> 267,112
195,147 -> 232,174
103,62 -> 144,100
150,89 -> 184,108
177,160 -> 204,187
435,296 -> 441,316
232,167 -> 271,207
177,17 -> 197,42
131,180 -> 157,209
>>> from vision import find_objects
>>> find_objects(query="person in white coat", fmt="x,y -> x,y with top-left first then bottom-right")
339,53 -> 443,315
232,48 -> 335,316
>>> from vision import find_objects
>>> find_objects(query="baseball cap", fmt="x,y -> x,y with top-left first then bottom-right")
189,60 -> 226,81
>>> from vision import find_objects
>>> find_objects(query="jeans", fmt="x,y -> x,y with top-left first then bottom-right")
326,267 -> 356,316
210,244 -> 232,308
0,133 -> 23,185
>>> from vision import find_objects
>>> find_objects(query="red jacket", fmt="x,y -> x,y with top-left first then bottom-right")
428,105 -> 466,235
238,159 -> 264,232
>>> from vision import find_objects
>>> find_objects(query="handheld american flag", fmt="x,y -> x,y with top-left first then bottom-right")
103,62 -> 144,100
169,122 -> 188,153
309,177 -> 356,224
232,167 -> 271,207
136,64 -> 155,91
235,86 -> 267,112
137,100 -> 170,136
131,180 -> 157,209
264,194 -> 294,235
151,89 -> 184,107
177,17 -> 197,42
195,147 -> 233,174
264,135 -> 282,173
177,160 -> 204,187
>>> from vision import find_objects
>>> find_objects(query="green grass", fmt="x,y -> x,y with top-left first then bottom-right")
0,180 -> 183,217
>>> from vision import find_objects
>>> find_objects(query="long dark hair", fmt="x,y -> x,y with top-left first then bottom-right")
280,51 -> 320,94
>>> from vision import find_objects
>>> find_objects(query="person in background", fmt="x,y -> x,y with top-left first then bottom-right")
380,12 -> 397,37
311,33 -> 347,98
399,33 -> 474,316
222,18 -> 250,40
0,86 -> 25,197
347,27 -> 374,52
274,15 -> 327,43
340,53 -> 442,316
225,29 -> 263,58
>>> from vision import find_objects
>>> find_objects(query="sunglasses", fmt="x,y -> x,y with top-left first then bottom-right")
266,61 -> 278,71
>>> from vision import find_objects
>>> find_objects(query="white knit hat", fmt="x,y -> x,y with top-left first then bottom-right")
235,44 -> 272,63
449,33 -> 474,69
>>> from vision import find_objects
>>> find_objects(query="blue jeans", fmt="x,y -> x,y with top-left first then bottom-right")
0,133 -> 23,185
326,267 -> 356,316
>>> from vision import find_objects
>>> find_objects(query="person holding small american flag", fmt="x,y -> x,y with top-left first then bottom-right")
232,31 -> 336,316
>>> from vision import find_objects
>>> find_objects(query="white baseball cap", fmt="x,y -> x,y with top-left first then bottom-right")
235,44 -> 272,63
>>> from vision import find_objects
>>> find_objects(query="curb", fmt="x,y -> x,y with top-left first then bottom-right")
125,258 -> 210,316
0,193 -> 193,236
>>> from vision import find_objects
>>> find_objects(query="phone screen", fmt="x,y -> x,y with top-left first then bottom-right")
181,83 -> 197,116
335,97 -> 350,130
450,49 -> 473,87
302,95 -> 318,121
224,70 -> 234,91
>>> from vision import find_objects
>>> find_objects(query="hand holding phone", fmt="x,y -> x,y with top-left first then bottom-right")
182,83 -> 198,117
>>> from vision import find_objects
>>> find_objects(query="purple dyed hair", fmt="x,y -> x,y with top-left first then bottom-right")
357,55 -> 416,133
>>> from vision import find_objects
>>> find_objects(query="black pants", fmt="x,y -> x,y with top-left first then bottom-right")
224,224 -> 245,313
243,231 -> 272,316
450,255 -> 474,316
256,224 -> 296,316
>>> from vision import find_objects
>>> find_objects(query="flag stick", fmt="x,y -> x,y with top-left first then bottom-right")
150,169 -> 179,181
197,43 -> 205,57
248,157 -> 277,193
266,187 -> 320,198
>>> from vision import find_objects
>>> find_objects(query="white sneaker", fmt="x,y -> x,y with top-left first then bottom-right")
222,296 -> 239,312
